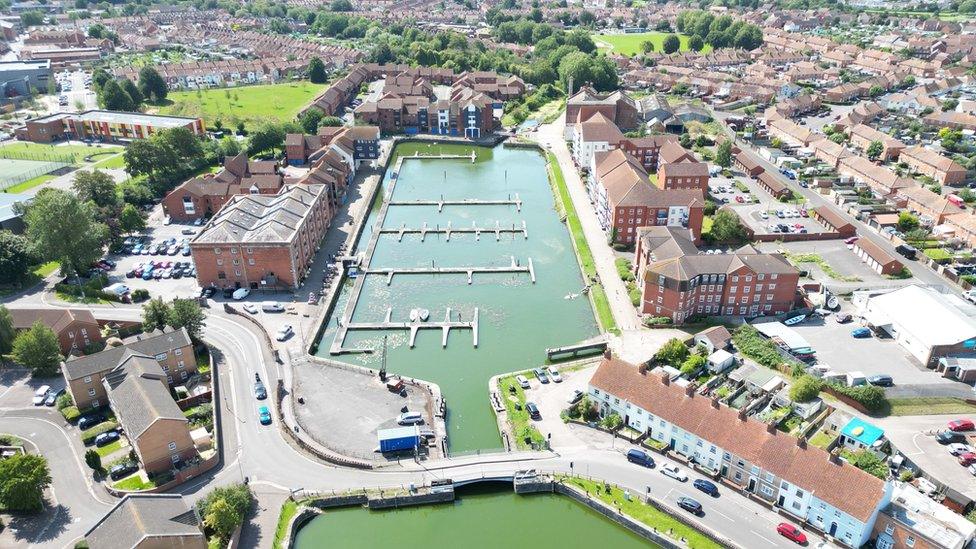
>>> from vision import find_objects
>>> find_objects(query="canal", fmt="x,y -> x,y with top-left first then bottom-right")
314,142 -> 598,451
293,486 -> 654,549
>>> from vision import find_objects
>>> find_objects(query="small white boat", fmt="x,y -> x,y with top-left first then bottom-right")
419,309 -> 430,322
784,314 -> 806,326
409,308 -> 419,322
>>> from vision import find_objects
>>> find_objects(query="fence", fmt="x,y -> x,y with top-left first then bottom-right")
0,149 -> 77,164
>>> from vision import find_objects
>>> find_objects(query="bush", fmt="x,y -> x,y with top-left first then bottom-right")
899,470 -> 914,482
643,316 -> 672,327
82,421 -> 119,445
131,289 -> 150,302
61,405 -> 80,423
56,392 -> 74,410
732,325 -> 794,369
790,375 -> 822,403
654,338 -> 689,367
680,354 -> 706,376
829,383 -> 888,413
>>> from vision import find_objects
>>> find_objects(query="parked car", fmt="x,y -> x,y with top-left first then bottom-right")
959,452 -> 976,466
307,292 -> 318,305
533,367 -> 549,384
693,479 -> 719,497
867,374 -> 893,387
516,375 -> 530,389
243,303 -> 259,314
232,288 -> 250,300
525,402 -> 541,420
948,443 -> 974,456
547,368 -> 562,383
44,388 -> 64,406
949,419 -> 975,432
222,288 -> 234,299
262,301 -> 285,312
626,448 -> 655,468
660,464 -> 687,482
275,325 -> 294,341
937,431 -> 966,445
32,385 -> 50,406
895,244 -> 918,260
258,406 -> 272,425
109,461 -> 138,480
397,412 -> 424,425
835,313 -> 852,323
567,389 -> 584,404
78,414 -> 105,430
94,430 -> 120,447
851,327 -> 871,338
776,523 -> 808,544
676,496 -> 702,515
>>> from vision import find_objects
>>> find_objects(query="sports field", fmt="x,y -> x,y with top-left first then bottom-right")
592,32 -> 709,55
0,142 -> 122,164
158,81 -> 328,130
0,158 -> 69,191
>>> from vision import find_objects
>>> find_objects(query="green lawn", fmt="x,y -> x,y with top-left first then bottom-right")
112,474 -> 156,491
33,261 -> 59,277
93,153 -> 127,169
546,152 -> 617,335
95,440 -> 123,457
498,374 -> 546,450
0,142 -> 122,164
5,174 -> 55,193
563,477 -> 723,549
158,81 -> 328,130
886,397 -> 976,417
592,32 -> 710,56
273,499 -> 298,549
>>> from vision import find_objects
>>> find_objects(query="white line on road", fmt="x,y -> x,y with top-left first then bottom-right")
750,531 -> 776,545
711,509 -> 733,521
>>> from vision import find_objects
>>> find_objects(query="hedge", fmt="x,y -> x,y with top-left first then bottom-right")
732,325 -> 800,369
828,383 -> 887,414
61,406 -> 81,423
82,421 -> 119,445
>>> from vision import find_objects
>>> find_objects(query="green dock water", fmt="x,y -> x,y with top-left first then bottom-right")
314,143 -> 598,451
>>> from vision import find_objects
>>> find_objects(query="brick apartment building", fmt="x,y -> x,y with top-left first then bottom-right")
162,154 -> 282,222
846,124 -> 905,161
16,110 -> 205,143
286,125 -> 380,167
356,92 -> 496,138
657,160 -> 709,191
634,226 -> 799,323
588,149 -> 704,246
619,134 -> 679,173
190,184 -> 332,290
61,327 -> 195,411
899,145 -> 968,185
564,86 -> 640,139
8,307 -> 103,355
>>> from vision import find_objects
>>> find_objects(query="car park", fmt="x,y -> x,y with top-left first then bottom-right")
693,479 -> 719,497
776,523 -> 807,544
676,496 -> 702,515
32,385 -> 50,405
660,464 -> 687,482
525,402 -> 541,420
949,419 -> 975,432
109,461 -> 138,480
94,430 -> 120,447
258,406 -> 272,425
275,325 -> 294,341
626,448 -> 655,468
516,375 -> 530,389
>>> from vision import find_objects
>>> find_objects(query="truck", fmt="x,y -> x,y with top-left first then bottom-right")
377,426 -> 421,453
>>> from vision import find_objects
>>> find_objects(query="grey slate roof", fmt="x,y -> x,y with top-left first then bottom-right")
191,183 -> 326,245
105,353 -> 187,439
85,494 -> 204,549
62,327 -> 191,381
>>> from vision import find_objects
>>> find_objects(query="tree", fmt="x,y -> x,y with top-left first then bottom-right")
205,498 -> 242,540
829,132 -> 846,144
640,40 -> 654,53
120,78 -> 144,107
865,140 -> 884,161
247,122 -> 287,155
654,337 -> 689,366
169,299 -> 206,338
20,11 -> 44,26
789,375 -> 822,402
0,453 -> 51,512
851,449 -> 888,480
319,116 -> 343,127
308,57 -> 327,84
0,305 -> 14,356
331,0 -> 353,10
119,204 -> 146,234
142,298 -> 171,332
868,85 -> 884,97
137,66 -> 168,103
709,210 -> 748,243
663,34 -> 681,54
715,140 -> 732,168
72,170 -> 118,208
298,108 -> 324,133
0,231 -> 32,286
688,35 -> 705,52
11,321 -> 61,376
84,449 -> 102,472
99,79 -> 134,111
19,189 -> 107,277
897,211 -> 920,232
680,353 -> 706,376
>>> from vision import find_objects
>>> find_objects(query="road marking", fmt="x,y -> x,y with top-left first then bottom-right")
750,531 -> 775,545
711,509 -> 733,521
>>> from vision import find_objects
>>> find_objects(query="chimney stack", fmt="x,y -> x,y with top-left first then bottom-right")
684,383 -> 696,397
796,437 -> 807,450
829,448 -> 841,464
737,408 -> 747,421
766,422 -> 777,435
661,372 -> 671,386
711,395 -> 720,409
603,347 -> 612,360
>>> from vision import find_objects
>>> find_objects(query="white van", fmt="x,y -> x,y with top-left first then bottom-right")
516,375 -> 530,389
262,301 -> 285,312
397,412 -> 424,425
232,288 -> 250,300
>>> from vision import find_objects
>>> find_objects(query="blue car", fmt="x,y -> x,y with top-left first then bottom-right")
258,406 -> 272,425
693,479 -> 719,497
851,327 -> 871,338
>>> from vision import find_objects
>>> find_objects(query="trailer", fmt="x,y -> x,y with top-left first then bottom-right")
378,426 -> 420,453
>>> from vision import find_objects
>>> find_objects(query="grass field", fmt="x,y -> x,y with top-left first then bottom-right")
886,397 -> 976,417
158,81 -> 328,130
0,142 -> 122,163
3,173 -> 55,193
592,32 -> 710,56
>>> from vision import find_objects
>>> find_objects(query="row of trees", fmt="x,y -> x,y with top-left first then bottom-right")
142,297 -> 207,339
675,10 -> 764,51
93,66 -> 168,112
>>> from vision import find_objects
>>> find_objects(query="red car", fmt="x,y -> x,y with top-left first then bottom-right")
949,419 -> 975,432
844,236 -> 859,245
958,452 -> 976,466
735,195 -> 745,203
777,523 -> 808,545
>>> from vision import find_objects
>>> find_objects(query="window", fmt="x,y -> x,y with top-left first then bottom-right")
769,283 -> 776,290
730,286 -> 737,293
750,465 -> 760,475
246,247 -> 253,254
84,375 -> 92,383
761,485 -> 774,497
171,454 -> 181,463
155,352 -> 167,360
734,471 -> 742,481
771,274 -> 778,280
178,361 -> 185,369
906,537 -> 915,547
167,375 -> 173,384
884,523 -> 894,535
248,258 -> 255,265
68,331 -> 74,338
732,275 -> 739,282
181,371 -> 188,380
214,248 -> 222,255
233,259 -> 240,266
81,328 -> 87,336
88,388 -> 96,397
174,348 -> 182,356
216,259 -> 224,266
230,247 -> 238,254
168,441 -> 177,451
792,501 -> 802,511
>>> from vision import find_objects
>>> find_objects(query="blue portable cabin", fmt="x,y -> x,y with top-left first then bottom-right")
378,426 -> 420,453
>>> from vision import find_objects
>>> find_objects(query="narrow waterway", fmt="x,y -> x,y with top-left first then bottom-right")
315,143 -> 598,451
293,486 -> 655,549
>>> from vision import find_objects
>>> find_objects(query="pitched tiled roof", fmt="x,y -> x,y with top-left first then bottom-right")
589,357 -> 888,522
63,328 -> 191,381
85,494 -> 203,549
192,184 -> 327,245
104,353 -> 186,438
8,307 -> 97,333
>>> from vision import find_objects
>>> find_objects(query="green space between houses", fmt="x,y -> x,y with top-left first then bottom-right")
562,477 -> 723,549
157,81 -> 328,130
502,99 -> 564,127
93,153 -> 127,170
546,151 -> 618,334
783,252 -> 862,282
273,499 -> 299,549
95,439 -> 123,457
0,142 -> 123,163
498,374 -> 546,449
886,397 -> 976,417
4,174 -> 55,193
112,474 -> 156,491
592,32 -> 711,56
